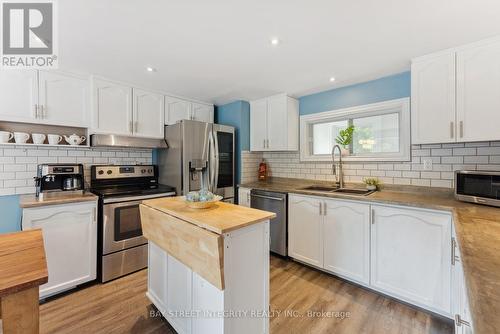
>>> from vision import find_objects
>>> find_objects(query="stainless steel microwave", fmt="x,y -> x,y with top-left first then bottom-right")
455,170 -> 500,207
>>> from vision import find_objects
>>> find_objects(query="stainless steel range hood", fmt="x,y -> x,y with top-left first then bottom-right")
90,134 -> 168,149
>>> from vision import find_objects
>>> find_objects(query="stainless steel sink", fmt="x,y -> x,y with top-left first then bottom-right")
333,188 -> 375,196
300,185 -> 338,192
299,185 -> 375,196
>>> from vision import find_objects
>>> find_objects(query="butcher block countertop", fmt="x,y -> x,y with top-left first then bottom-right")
141,196 -> 276,235
19,192 -> 98,208
0,229 -> 48,297
240,177 -> 500,334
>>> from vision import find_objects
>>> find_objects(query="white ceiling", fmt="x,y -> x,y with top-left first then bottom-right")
59,0 -> 500,105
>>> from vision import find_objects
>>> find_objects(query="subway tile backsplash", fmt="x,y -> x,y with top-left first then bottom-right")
241,141 -> 500,188
0,146 -> 152,196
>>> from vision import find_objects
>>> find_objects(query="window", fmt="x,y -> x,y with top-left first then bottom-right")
300,98 -> 410,162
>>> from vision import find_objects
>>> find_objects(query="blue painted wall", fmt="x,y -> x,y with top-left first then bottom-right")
0,195 -> 22,233
300,71 -> 411,115
215,101 -> 250,185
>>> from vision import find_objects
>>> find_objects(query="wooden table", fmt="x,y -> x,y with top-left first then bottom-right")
0,230 -> 48,334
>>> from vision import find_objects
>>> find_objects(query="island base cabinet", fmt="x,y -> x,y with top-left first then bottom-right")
147,221 -> 270,334
370,205 -> 452,316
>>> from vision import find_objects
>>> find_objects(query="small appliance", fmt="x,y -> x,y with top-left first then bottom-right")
90,164 -> 176,282
34,164 -> 85,199
455,170 -> 500,207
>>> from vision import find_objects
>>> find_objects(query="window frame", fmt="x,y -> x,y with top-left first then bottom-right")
299,98 -> 411,162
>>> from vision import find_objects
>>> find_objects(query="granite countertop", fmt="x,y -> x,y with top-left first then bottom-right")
19,192 -> 98,208
240,177 -> 500,334
141,196 -> 276,235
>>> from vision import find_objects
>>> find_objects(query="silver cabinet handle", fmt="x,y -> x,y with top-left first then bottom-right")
41,105 -> 45,118
250,193 -> 284,201
129,121 -> 133,133
247,192 -> 250,203
459,121 -> 464,138
451,237 -> 460,265
34,104 -> 39,118
319,202 -> 322,215
450,121 -> 454,139
263,139 -> 266,149
455,314 -> 471,327
371,208 -> 375,224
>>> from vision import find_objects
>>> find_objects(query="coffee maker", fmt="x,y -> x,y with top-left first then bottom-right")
35,164 -> 85,198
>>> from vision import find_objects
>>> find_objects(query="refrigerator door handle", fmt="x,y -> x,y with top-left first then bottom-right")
208,130 -> 216,192
213,130 -> 220,192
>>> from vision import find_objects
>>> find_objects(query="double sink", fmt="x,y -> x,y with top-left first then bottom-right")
299,185 -> 375,196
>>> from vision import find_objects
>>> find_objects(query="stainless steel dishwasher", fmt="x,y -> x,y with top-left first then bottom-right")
250,189 -> 287,256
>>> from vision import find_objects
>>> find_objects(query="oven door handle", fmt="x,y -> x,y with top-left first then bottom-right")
102,192 -> 176,204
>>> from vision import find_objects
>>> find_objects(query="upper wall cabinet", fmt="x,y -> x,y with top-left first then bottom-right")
92,78 -> 134,136
92,78 -> 165,138
133,89 -> 164,138
0,70 -> 89,128
411,37 -> 500,144
39,71 -> 89,127
165,96 -> 214,125
0,70 -> 38,123
250,93 -> 299,151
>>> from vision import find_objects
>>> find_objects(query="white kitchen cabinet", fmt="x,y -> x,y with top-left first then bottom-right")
22,201 -> 97,299
0,70 -> 38,123
191,102 -> 214,123
371,205 -> 452,316
148,242 -> 168,312
238,187 -> 251,207
323,198 -> 370,285
167,254 -> 193,334
411,51 -> 456,144
133,88 -> 164,138
288,194 -> 323,267
38,71 -> 89,127
92,78 -> 133,136
456,38 -> 500,142
165,96 -> 214,125
250,94 -> 299,151
411,36 -> 500,144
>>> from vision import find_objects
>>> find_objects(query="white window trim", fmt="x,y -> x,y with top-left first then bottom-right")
299,98 -> 411,162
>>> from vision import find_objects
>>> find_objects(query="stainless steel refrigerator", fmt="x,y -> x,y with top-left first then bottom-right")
158,120 -> 235,202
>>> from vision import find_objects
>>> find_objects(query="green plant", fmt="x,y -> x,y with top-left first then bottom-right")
335,125 -> 355,148
363,177 -> 381,189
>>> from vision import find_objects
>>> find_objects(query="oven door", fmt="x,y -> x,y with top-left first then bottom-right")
103,199 -> 148,255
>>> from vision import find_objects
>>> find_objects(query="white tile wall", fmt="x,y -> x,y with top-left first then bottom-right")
241,141 -> 500,188
0,145 -> 152,195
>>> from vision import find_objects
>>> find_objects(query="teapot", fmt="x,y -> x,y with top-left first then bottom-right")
64,134 -> 86,146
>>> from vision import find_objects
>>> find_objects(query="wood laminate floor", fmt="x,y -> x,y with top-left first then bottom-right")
40,256 -> 453,334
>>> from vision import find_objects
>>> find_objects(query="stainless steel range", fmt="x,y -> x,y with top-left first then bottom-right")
90,165 -> 176,282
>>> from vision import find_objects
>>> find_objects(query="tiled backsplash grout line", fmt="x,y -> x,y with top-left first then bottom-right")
0,145 -> 152,195
241,141 -> 500,188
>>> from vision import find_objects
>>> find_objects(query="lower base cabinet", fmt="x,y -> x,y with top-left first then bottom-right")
288,194 -> 456,319
452,231 -> 474,333
22,201 -> 97,298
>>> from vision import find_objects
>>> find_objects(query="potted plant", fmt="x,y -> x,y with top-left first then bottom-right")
363,177 -> 381,191
335,125 -> 355,156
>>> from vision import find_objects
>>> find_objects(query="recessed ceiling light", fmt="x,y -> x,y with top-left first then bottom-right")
146,67 -> 157,72
270,37 -> 280,46
329,77 -> 336,82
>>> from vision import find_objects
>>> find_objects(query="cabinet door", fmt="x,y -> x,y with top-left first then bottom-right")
288,195 -> 323,267
191,102 -> 214,123
267,95 -> 288,150
22,202 -> 97,298
371,205 -> 452,315
411,52 -> 456,144
38,71 -> 89,127
323,199 -> 370,285
457,38 -> 500,142
250,99 -> 268,151
166,254 -> 192,334
133,89 -> 164,138
0,70 -> 38,123
238,187 -> 251,207
92,79 -> 133,135
165,96 -> 191,125
148,242 -> 168,312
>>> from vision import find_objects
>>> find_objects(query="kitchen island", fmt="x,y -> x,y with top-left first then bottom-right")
139,197 -> 275,334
